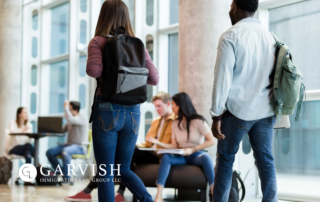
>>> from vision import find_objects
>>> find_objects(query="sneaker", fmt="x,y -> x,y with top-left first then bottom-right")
64,191 -> 92,201
115,193 -> 125,202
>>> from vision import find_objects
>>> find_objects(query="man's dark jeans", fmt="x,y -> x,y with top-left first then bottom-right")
213,113 -> 278,202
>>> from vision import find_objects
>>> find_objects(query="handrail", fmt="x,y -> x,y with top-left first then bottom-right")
306,90 -> 320,102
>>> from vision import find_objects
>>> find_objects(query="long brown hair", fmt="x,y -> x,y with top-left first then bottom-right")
16,107 -> 28,128
95,0 -> 135,37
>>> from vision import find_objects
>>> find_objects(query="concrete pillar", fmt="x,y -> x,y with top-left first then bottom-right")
179,0 -> 232,122
179,0 -> 233,165
0,0 -> 23,156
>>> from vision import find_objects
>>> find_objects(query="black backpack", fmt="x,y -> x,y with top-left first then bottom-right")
89,26 -> 149,123
0,157 -> 12,184
229,171 -> 245,202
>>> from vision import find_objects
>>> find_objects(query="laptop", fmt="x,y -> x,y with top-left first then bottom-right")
38,117 -> 63,133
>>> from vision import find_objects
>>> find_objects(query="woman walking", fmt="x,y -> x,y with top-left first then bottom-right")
86,0 -> 159,201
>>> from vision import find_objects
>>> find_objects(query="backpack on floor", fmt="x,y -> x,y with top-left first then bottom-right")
0,156 -> 12,184
271,33 -> 305,122
89,26 -> 149,123
229,171 -> 245,202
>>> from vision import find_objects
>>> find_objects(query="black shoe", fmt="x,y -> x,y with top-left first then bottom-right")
209,191 -> 212,202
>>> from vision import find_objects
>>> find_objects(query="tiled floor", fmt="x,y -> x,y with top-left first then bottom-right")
0,182 -> 295,202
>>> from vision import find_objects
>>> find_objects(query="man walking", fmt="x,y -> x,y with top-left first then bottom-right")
210,0 -> 278,201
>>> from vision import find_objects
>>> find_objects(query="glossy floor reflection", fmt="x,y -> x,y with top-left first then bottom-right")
0,182 -> 294,202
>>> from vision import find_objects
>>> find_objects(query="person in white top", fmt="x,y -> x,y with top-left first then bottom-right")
6,107 -> 34,164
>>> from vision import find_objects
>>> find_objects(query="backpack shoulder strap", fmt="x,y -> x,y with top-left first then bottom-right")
295,83 -> 306,121
235,172 -> 246,202
270,33 -> 280,43
89,79 -> 100,123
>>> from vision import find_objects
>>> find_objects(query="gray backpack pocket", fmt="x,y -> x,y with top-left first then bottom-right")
116,66 -> 149,94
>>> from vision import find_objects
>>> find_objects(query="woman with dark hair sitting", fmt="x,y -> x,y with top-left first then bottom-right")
6,107 -> 34,163
146,92 -> 215,202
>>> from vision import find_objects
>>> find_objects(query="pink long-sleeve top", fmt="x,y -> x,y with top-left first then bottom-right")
86,36 -> 159,96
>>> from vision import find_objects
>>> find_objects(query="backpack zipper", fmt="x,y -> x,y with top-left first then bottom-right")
118,70 -> 149,76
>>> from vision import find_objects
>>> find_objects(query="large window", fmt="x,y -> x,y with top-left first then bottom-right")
269,0 -> 320,91
49,60 -> 69,114
257,0 -> 320,200
168,33 -> 179,95
51,3 -> 69,57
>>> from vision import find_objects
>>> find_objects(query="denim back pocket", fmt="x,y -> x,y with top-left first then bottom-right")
263,115 -> 277,128
98,108 -> 120,132
130,112 -> 141,135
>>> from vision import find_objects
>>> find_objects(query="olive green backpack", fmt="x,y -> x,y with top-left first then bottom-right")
271,33 -> 305,122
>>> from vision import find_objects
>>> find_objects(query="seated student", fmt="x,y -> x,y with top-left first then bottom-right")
46,101 -> 88,181
65,92 -> 175,202
6,107 -> 34,164
147,92 -> 216,202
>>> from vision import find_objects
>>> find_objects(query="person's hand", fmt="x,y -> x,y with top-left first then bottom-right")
64,100 -> 69,108
183,148 -> 194,156
211,120 -> 225,140
145,137 -> 159,144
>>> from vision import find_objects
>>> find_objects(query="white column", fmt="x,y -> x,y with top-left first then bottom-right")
0,0 -> 23,156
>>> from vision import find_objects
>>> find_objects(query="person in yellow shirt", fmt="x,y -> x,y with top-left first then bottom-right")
65,92 -> 175,202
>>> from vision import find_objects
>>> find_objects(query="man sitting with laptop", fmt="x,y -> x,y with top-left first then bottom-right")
46,101 -> 88,182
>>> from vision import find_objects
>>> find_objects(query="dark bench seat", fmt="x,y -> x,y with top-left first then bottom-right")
133,164 -> 208,202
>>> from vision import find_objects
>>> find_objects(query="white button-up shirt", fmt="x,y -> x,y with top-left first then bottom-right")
210,18 -> 276,121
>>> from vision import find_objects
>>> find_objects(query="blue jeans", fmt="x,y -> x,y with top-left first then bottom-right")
9,143 -> 34,164
92,96 -> 153,202
157,151 -> 215,187
213,113 -> 277,202
46,144 -> 84,179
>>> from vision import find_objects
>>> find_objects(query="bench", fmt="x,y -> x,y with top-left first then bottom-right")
133,164 -> 208,202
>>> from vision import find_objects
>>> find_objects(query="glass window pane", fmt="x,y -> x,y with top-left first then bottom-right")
122,0 -> 135,31
80,20 -> 87,44
145,111 -> 153,137
79,56 -> 87,77
274,100 -> 320,175
32,11 -> 38,30
30,121 -> 37,133
273,100 -> 320,197
146,35 -> 154,102
170,0 -> 179,25
146,0 -> 154,26
32,37 -> 37,58
50,60 -> 69,114
168,33 -> 179,95
269,0 -> 320,90
31,65 -> 37,86
59,39 -> 66,54
145,112 -> 153,119
51,3 -> 69,57
31,93 -> 37,114
79,84 -> 86,109
80,0 -> 87,13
